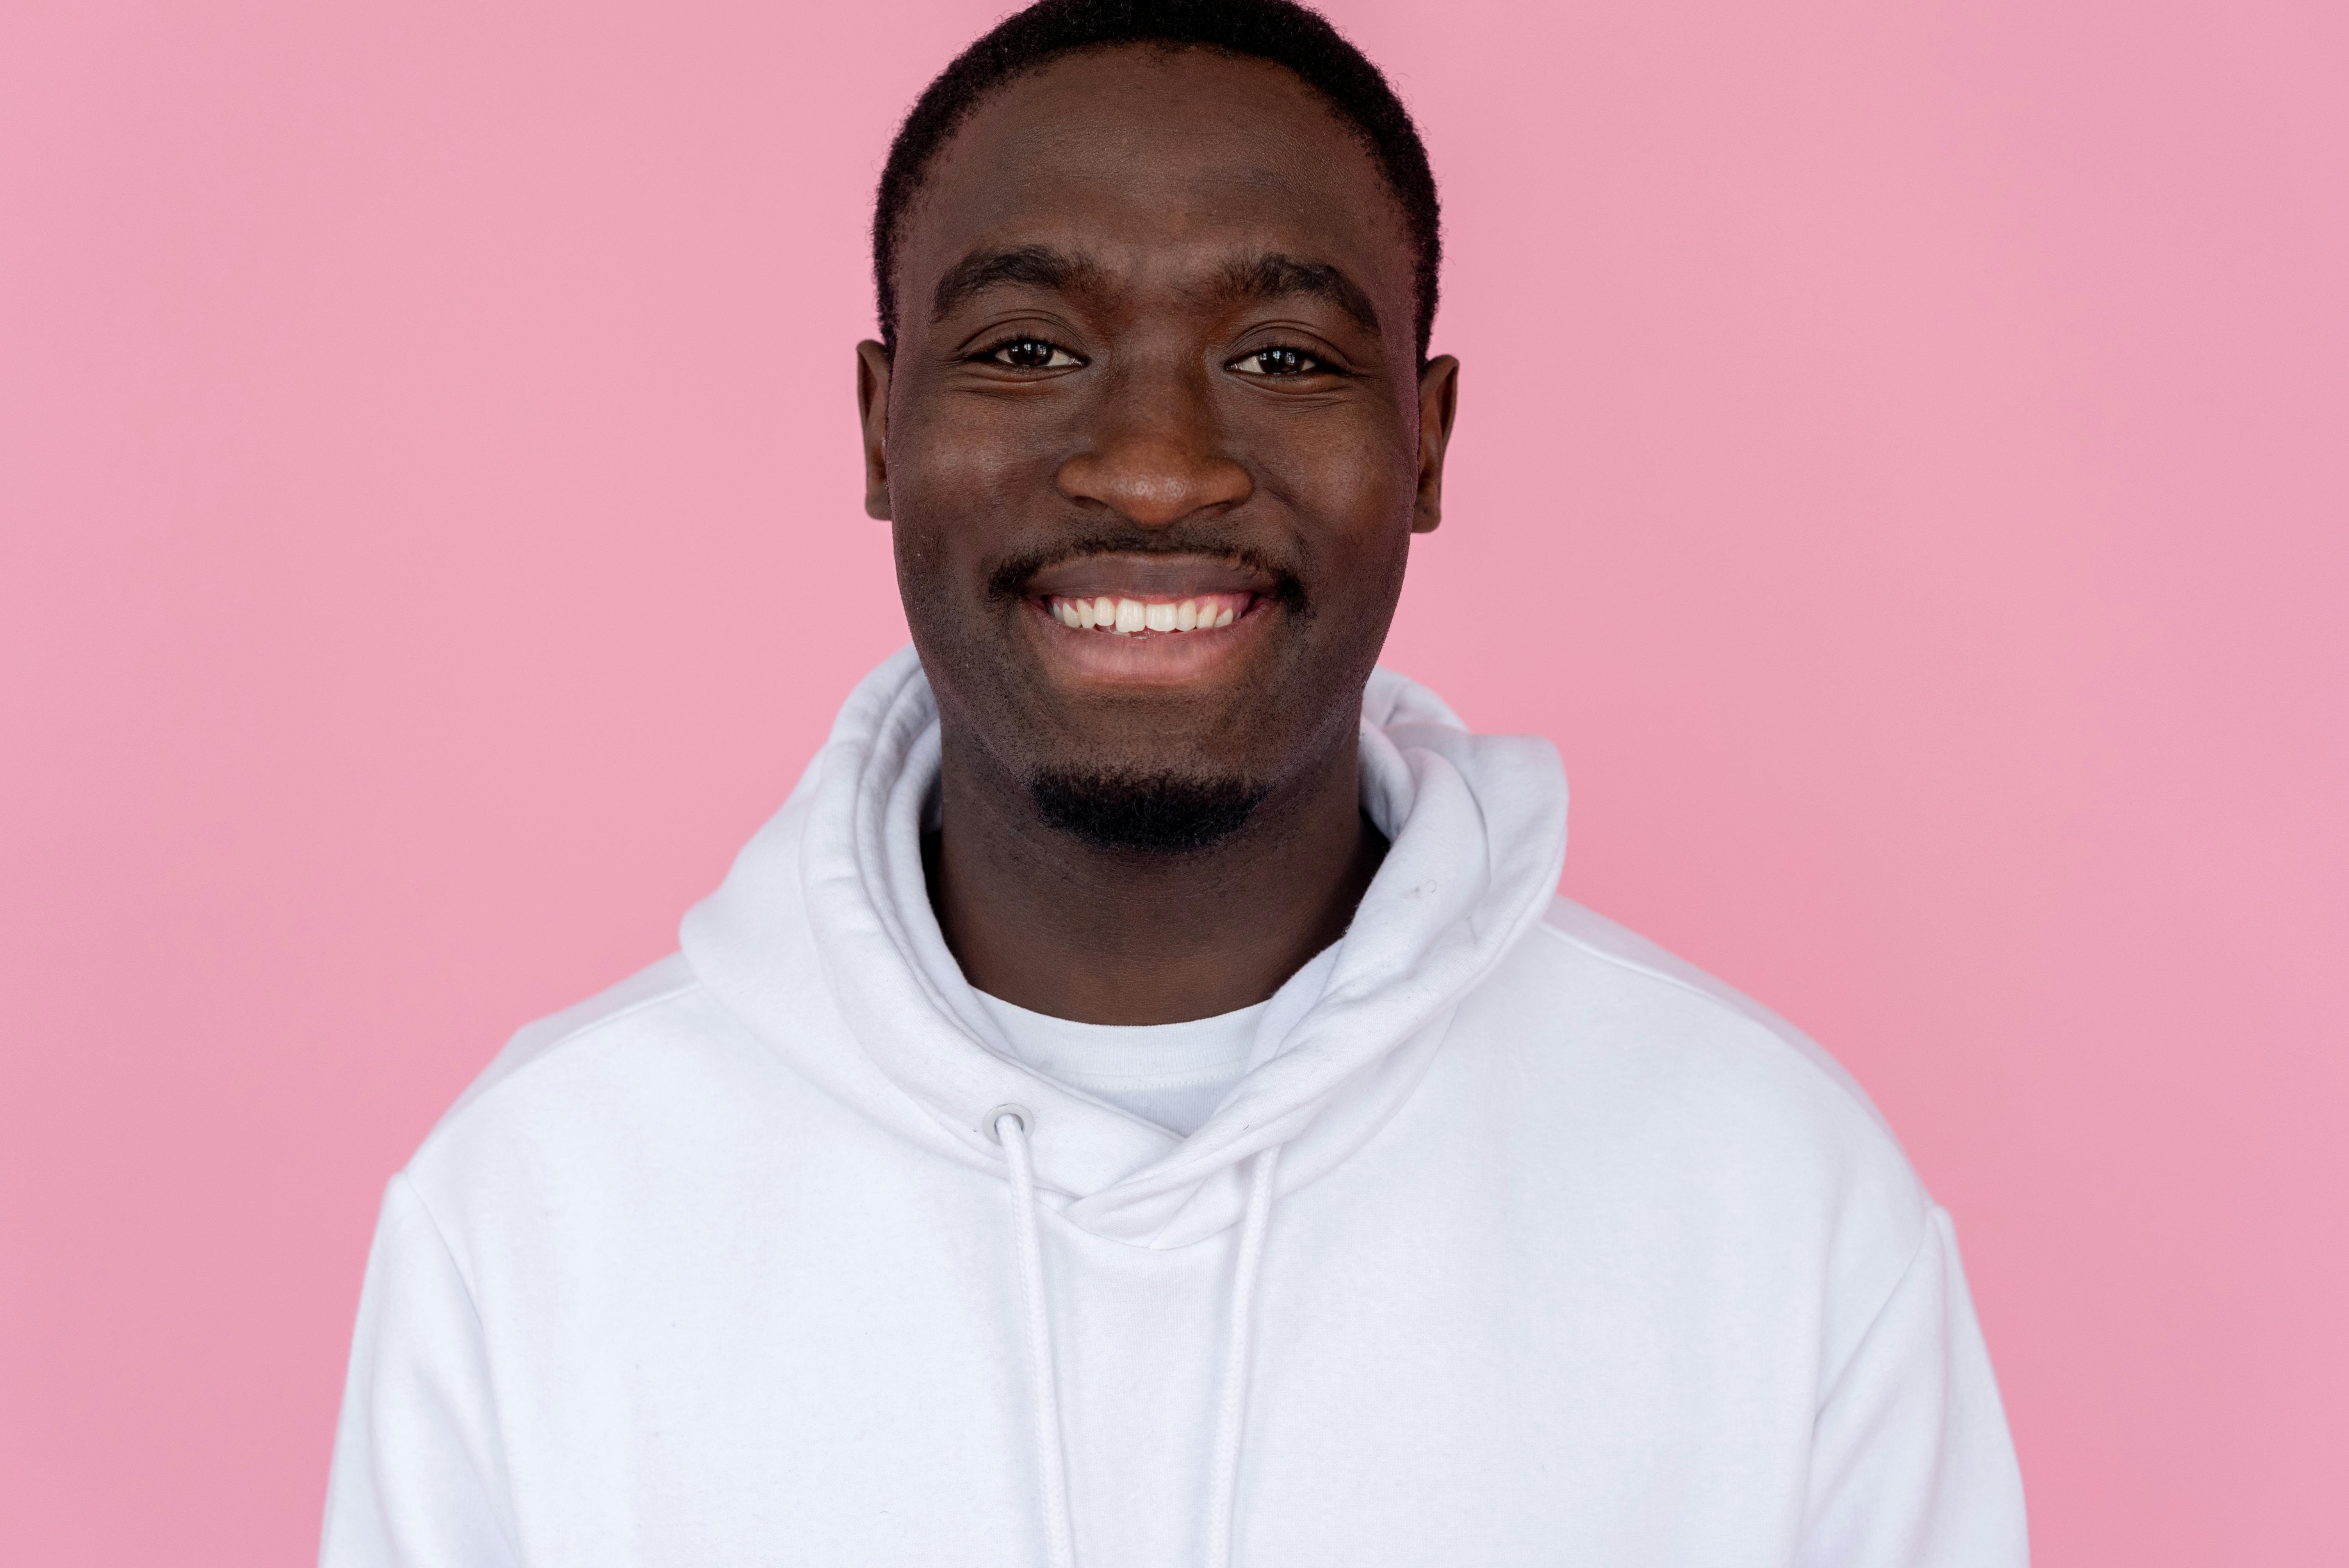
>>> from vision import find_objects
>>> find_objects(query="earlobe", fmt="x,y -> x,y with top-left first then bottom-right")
1412,355 -> 1460,535
856,340 -> 893,522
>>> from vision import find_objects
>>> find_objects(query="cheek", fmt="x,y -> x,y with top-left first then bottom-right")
888,404 -> 1048,637
1255,413 -> 1419,556
891,394 -> 1057,526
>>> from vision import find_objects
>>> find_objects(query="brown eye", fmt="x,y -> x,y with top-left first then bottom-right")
987,338 -> 1079,369
1232,346 -> 1322,377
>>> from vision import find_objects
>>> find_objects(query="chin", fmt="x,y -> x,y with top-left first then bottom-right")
1024,763 -> 1271,856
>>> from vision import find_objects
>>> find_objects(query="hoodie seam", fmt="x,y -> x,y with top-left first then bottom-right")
430,975 -> 706,1141
393,1170 -> 491,1347
385,1171 -> 528,1567
1811,1205 -> 1944,1415
1526,918 -> 1904,1151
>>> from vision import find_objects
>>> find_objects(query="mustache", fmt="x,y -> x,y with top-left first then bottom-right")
984,529 -> 1310,613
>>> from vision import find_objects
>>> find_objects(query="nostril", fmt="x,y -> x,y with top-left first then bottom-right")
1055,446 -> 1251,527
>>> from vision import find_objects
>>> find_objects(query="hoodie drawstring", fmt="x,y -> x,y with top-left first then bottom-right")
1203,1139 -> 1281,1568
991,1107 -> 1282,1568
994,1106 -> 1077,1568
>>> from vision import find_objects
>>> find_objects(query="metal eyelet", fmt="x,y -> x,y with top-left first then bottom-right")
984,1103 -> 1033,1141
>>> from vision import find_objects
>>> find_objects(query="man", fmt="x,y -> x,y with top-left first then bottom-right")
322,2 -> 2027,1564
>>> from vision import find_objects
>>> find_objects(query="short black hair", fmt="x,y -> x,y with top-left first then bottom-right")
872,0 -> 1442,363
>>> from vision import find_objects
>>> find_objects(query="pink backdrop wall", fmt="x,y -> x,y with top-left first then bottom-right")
4,1 -> 2343,1561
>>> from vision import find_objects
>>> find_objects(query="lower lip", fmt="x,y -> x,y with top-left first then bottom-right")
1023,594 -> 1272,686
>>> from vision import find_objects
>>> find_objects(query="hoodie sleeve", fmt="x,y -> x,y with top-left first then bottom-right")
1796,1207 -> 2029,1567
320,1174 -> 523,1568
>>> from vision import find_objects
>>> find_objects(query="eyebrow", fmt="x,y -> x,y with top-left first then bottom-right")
1212,253 -> 1381,337
930,245 -> 1100,323
927,243 -> 1383,338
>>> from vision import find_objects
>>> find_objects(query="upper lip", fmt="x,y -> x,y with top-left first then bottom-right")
1022,551 -> 1278,602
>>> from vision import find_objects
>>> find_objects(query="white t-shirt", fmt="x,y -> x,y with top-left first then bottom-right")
975,992 -> 1263,1135
974,946 -> 1342,1135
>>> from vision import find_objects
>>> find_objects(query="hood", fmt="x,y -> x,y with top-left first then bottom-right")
681,647 -> 1567,1249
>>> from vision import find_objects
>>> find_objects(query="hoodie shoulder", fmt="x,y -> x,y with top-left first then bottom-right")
399,949 -> 813,1242
438,952 -> 706,1127
1495,899 -> 1986,1408
1530,896 -> 1899,1140
408,951 -> 777,1195
1456,896 -> 1930,1235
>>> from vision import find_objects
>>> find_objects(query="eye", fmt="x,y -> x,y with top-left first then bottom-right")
1230,345 -> 1328,378
982,337 -> 1083,370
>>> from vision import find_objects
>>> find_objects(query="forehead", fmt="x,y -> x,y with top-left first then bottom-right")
898,46 -> 1412,330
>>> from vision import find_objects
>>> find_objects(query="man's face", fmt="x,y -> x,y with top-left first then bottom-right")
862,44 -> 1456,830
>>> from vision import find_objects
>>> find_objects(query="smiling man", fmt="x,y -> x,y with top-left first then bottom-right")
321,4 -> 2027,1566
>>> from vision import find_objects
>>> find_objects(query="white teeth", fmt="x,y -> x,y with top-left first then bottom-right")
1049,594 -> 1246,634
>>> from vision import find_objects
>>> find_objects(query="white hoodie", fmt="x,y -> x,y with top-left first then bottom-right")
322,649 -> 2027,1567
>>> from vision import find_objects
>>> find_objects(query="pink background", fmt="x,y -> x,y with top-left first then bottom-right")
4,0 -> 2343,1561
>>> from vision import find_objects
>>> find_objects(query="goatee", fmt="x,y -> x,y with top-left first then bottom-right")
1025,766 -> 1269,855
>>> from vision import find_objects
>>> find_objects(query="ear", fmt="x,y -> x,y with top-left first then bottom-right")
856,340 -> 893,521
1411,354 -> 1460,534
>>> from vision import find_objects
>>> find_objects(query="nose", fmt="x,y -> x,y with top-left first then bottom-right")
1054,380 -> 1251,528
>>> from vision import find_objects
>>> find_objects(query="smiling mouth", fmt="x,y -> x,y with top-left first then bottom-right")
1041,592 -> 1253,635
1016,551 -> 1284,682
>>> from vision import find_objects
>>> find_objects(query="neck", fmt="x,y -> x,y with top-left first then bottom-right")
926,726 -> 1386,1026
